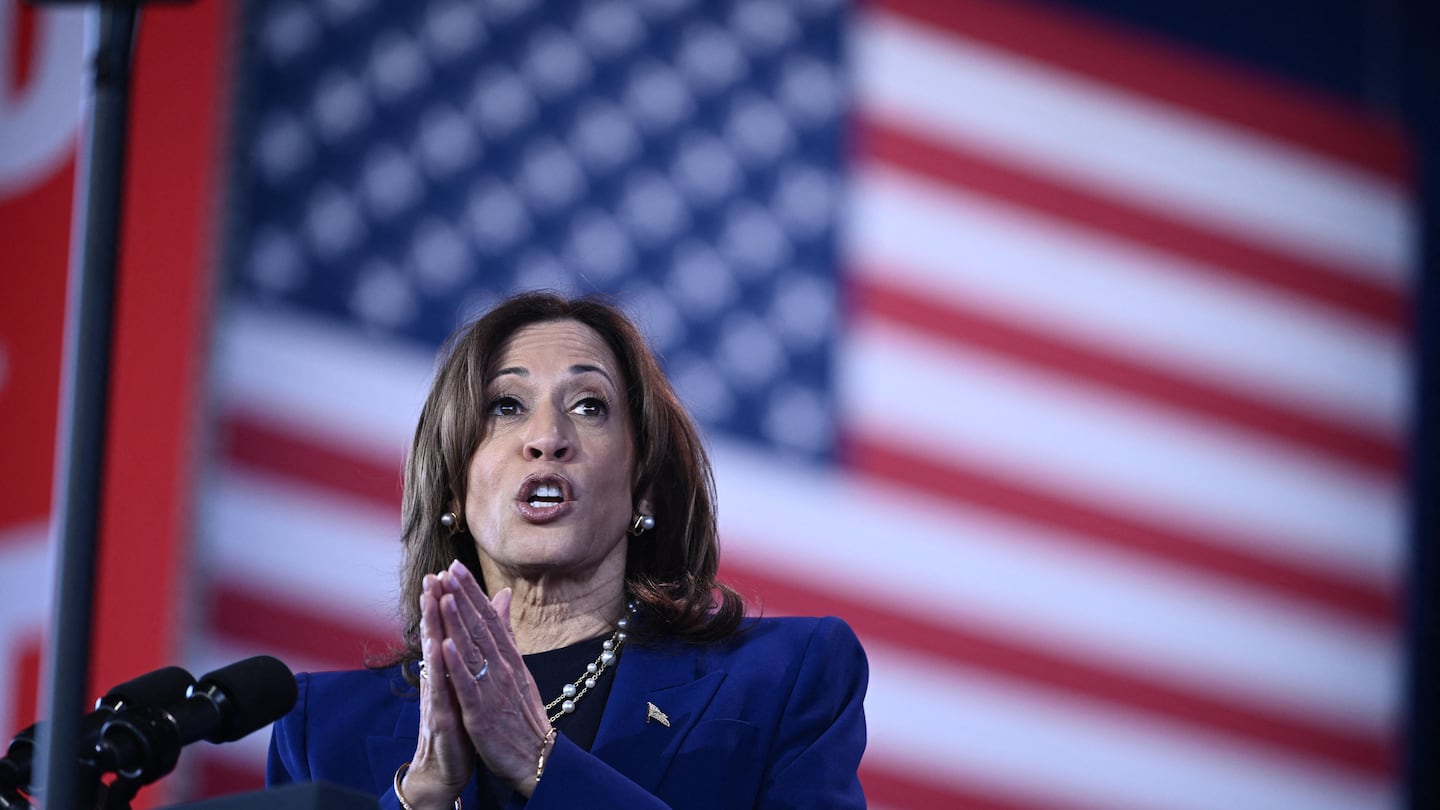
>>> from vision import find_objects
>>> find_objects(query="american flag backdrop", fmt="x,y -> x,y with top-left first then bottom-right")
186,0 -> 1414,807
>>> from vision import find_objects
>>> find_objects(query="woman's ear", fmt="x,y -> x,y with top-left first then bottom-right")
629,490 -> 657,536
634,486 -> 655,518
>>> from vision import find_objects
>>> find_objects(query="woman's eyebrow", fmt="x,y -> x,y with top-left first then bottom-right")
488,364 -> 614,386
569,363 -> 615,387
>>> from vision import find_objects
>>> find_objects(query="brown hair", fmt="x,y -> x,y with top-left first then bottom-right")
386,291 -> 744,667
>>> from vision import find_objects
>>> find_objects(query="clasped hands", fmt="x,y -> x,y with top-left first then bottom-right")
401,561 -> 555,808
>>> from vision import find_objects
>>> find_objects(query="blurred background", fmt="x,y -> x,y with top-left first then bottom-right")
0,0 -> 1434,807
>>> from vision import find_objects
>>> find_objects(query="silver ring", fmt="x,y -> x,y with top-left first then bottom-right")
418,661 -> 428,680
473,658 -> 489,681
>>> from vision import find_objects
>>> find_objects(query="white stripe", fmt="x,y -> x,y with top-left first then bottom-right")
865,641 -> 1393,810
216,304 -> 434,455
206,467 -> 403,631
856,10 -> 1413,279
712,443 -> 1397,735
850,165 -> 1409,435
842,321 -> 1404,581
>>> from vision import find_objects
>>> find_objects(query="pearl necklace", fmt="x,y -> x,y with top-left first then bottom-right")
543,601 -> 633,724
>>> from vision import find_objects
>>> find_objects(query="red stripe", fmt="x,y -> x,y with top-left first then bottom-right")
861,764 -> 1142,810
844,435 -> 1397,630
8,2 -> 37,99
221,411 -> 405,509
6,634 -> 43,735
190,752 -> 265,801
0,156 -> 75,530
211,582 -> 398,669
860,118 -> 1408,332
726,558 -> 1395,781
877,0 -> 1409,179
854,275 -> 1402,477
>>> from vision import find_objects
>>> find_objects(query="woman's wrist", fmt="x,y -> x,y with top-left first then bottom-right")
511,727 -> 558,799
535,728 -> 559,788
395,761 -> 462,810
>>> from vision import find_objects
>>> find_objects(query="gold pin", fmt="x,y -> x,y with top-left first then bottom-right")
646,701 -> 670,727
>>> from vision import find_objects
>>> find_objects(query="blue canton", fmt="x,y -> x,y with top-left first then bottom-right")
228,0 -> 847,461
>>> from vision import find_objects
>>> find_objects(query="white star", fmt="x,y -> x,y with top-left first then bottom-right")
369,32 -> 431,103
361,144 -> 422,221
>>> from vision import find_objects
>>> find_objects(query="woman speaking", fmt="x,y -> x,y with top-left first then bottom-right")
266,292 -> 868,808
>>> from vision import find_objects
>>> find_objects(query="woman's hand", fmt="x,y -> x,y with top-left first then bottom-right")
400,574 -> 476,808
436,560 -> 555,798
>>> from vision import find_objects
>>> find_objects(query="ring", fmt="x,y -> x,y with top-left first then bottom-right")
419,661 -> 428,680
473,658 -> 489,681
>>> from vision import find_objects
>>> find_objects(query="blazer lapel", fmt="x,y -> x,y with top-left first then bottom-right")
365,691 -> 422,796
589,642 -> 727,793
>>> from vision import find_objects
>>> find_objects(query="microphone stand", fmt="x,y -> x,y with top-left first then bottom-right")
99,776 -> 144,810
34,3 -> 141,809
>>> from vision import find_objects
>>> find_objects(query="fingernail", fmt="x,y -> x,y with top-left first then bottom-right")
449,560 -> 467,578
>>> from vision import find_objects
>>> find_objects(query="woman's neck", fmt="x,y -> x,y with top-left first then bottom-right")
481,565 -> 627,654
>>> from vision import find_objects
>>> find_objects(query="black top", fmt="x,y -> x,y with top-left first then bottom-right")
478,633 -> 617,808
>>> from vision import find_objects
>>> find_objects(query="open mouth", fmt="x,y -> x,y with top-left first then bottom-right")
516,475 -> 573,521
526,482 -> 566,508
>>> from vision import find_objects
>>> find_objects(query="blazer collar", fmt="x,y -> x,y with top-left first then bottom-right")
588,640 -> 727,793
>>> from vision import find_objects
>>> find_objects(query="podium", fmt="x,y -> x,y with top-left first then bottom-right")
160,783 -> 379,809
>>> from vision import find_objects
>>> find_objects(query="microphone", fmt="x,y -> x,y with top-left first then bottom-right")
0,666 -> 195,794
92,655 -> 296,783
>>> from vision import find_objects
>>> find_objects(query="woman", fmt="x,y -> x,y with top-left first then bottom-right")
267,292 -> 868,808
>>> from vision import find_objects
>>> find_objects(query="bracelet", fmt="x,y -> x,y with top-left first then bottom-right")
535,727 -> 559,784
393,762 -> 461,810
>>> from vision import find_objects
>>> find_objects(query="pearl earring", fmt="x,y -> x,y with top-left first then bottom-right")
628,514 -> 655,536
440,512 -> 460,534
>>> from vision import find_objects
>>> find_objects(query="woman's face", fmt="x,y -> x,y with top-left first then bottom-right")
461,319 -> 640,584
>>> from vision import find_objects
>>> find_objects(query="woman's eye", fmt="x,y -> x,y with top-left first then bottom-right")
489,396 -> 522,417
572,397 -> 607,417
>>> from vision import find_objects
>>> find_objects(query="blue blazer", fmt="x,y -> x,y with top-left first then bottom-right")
268,616 -> 868,808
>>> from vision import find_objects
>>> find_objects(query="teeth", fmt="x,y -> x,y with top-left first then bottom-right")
527,482 -> 563,508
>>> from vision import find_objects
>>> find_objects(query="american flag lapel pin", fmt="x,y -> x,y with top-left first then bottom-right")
646,701 -> 670,727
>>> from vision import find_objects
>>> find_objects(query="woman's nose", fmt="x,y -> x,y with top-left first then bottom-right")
523,407 -> 572,460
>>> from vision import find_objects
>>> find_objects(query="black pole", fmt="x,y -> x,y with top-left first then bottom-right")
34,4 -> 141,809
